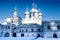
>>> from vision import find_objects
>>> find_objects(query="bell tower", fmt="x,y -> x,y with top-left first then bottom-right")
13,7 -> 17,17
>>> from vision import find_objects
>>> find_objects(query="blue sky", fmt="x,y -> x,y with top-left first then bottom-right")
0,0 -> 60,23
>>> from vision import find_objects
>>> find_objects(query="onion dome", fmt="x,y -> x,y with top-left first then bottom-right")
31,3 -> 38,13
39,12 -> 42,16
31,8 -> 39,12
31,8 -> 35,12
35,9 -> 39,12
39,9 -> 42,16
25,8 -> 29,15
25,11 -> 29,15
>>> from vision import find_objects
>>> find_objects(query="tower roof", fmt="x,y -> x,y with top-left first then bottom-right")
13,7 -> 17,17
25,11 -> 29,14
39,9 -> 42,16
14,7 -> 17,11
39,12 -> 42,16
25,8 -> 29,14
30,3 -> 38,12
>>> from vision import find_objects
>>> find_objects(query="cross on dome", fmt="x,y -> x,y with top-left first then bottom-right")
14,6 -> 17,11
39,9 -> 42,16
25,7 -> 29,14
26,7 -> 28,11
32,3 -> 35,8
31,3 -> 39,12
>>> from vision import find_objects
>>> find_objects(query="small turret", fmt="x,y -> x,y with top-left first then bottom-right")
30,3 -> 39,17
39,9 -> 42,18
25,8 -> 30,19
38,9 -> 42,25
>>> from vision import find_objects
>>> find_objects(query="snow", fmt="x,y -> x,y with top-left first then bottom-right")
2,18 -> 12,25
25,11 -> 30,14
2,22 -> 7,25
6,18 -> 12,22
0,37 -> 60,40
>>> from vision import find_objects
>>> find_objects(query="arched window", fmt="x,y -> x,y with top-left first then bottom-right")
21,34 -> 24,37
6,26 -> 7,29
12,21 -> 13,23
47,25 -> 51,29
31,29 -> 33,32
4,32 -> 10,37
14,27 -> 16,30
38,29 -> 40,32
13,33 -> 16,37
53,33 -> 57,38
37,34 -> 40,37
57,25 -> 60,29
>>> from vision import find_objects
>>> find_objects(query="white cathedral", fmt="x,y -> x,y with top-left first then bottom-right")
2,3 -> 42,26
0,3 -> 60,38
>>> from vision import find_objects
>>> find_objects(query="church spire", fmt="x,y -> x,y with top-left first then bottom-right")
13,7 -> 17,17
31,3 -> 35,12
32,3 -> 35,8
26,7 -> 28,11
32,3 -> 37,9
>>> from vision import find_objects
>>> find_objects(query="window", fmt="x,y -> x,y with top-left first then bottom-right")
53,33 -> 57,38
4,32 -> 10,37
12,21 -> 13,23
6,26 -> 10,29
38,29 -> 40,32
21,34 -> 24,37
6,26 -> 7,29
47,25 -> 51,29
37,34 -> 40,37
57,25 -> 60,29
13,33 -> 16,37
26,29 -> 27,32
14,27 -> 16,30
31,29 -> 33,32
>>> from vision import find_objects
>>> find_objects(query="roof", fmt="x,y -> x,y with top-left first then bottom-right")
19,23 -> 41,28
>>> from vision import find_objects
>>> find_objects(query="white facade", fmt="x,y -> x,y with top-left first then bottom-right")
0,3 -> 60,38
2,3 -> 42,26
22,3 -> 42,25
2,7 -> 22,26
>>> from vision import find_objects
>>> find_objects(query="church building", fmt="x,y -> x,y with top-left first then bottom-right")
0,3 -> 60,38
